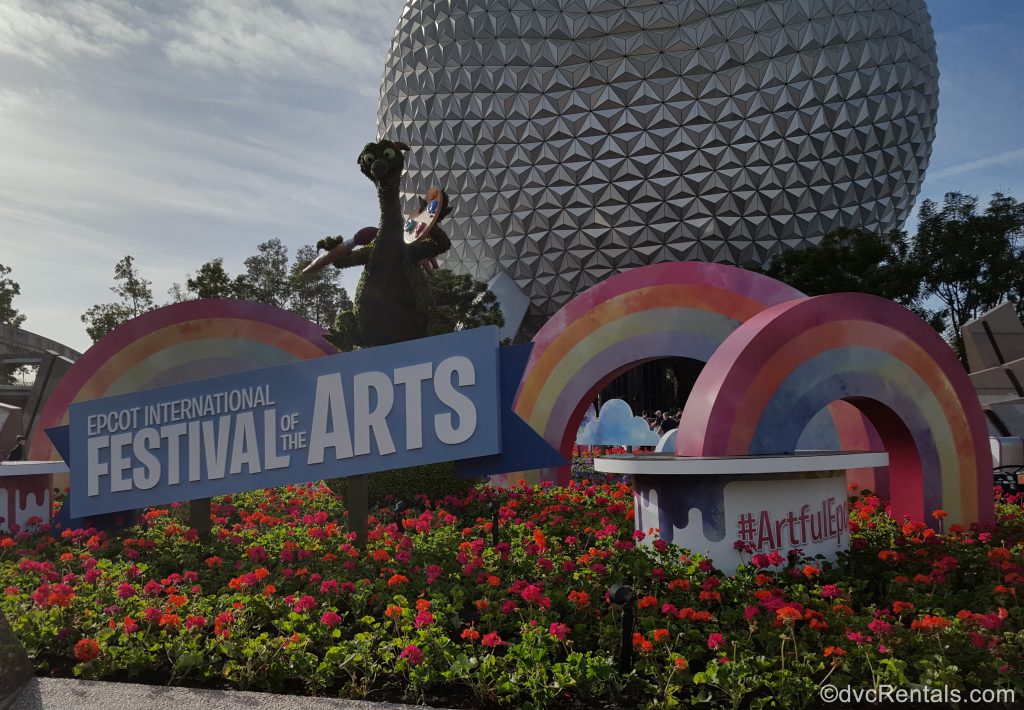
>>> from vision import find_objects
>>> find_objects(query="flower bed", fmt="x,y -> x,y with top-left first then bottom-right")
1,481 -> 1022,708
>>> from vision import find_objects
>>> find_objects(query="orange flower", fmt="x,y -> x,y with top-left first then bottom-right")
532,528 -> 547,550
159,613 -> 181,628
932,509 -> 948,520
385,604 -> 403,620
911,614 -> 951,632
892,601 -> 915,614
988,548 -> 1012,564
415,599 -> 431,611
776,606 -> 802,624
568,590 -> 590,607
652,629 -> 670,643
673,657 -> 688,671
632,632 -> 653,653
824,646 -> 846,657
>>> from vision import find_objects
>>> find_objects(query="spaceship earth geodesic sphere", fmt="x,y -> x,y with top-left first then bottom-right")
377,0 -> 939,335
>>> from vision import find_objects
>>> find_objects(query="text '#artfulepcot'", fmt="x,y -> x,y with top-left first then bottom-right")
67,328 -> 501,517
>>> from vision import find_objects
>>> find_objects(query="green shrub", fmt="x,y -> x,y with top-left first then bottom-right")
327,461 -> 481,508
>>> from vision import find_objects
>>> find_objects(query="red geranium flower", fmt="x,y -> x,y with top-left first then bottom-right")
481,632 -> 506,648
74,638 -> 100,663
400,643 -> 424,665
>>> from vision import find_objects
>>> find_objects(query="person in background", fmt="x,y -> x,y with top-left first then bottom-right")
657,418 -> 679,437
7,435 -> 25,461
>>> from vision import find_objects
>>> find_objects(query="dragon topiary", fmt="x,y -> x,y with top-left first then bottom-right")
316,139 -> 451,350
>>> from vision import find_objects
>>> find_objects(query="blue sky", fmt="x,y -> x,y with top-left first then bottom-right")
1,0 -> 1021,353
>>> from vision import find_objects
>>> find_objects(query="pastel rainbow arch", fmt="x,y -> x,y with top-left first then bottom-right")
501,262 -> 823,487
31,300 -> 334,463
676,293 -> 993,526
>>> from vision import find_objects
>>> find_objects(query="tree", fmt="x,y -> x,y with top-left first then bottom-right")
756,228 -> 925,309
0,262 -> 27,385
81,255 -> 155,342
914,192 -> 1024,358
187,258 -> 236,300
288,245 -> 351,328
0,263 -> 26,329
425,269 -> 505,336
239,239 -> 291,308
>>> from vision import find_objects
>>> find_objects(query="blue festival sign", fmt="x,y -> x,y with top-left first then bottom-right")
49,327 -> 560,518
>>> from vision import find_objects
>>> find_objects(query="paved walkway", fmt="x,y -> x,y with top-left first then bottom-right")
12,678 -> 445,710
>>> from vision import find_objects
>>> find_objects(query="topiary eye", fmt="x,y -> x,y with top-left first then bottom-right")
360,152 -> 375,166
382,147 -> 397,160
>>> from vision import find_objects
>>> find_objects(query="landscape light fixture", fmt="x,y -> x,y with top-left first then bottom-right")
607,583 -> 635,673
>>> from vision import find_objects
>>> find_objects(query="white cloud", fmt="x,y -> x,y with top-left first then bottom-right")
163,0 -> 396,92
0,0 -> 150,66
927,148 -> 1024,182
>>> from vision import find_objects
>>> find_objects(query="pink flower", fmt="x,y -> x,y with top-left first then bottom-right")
549,622 -> 571,641
820,584 -> 842,599
867,619 -> 892,636
414,610 -> 435,628
846,631 -> 871,645
400,643 -> 424,665
708,633 -> 724,650
481,632 -> 506,648
320,611 -> 343,627
116,583 -> 136,599
184,615 -> 206,630
291,595 -> 316,613
744,605 -> 759,621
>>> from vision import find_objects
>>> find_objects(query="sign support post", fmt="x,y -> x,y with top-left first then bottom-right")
348,474 -> 368,548
190,497 -> 212,540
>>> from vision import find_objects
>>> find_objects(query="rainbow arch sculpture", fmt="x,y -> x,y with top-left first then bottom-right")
675,294 -> 993,526
31,300 -> 335,463
499,262 -> 877,487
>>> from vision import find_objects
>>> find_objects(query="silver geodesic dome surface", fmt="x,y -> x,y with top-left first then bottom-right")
377,0 -> 939,334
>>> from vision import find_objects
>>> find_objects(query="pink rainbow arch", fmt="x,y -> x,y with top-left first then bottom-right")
498,262 -> 875,487
31,300 -> 335,462
677,293 -> 993,527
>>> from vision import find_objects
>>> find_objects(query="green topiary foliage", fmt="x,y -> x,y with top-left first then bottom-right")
328,461 -> 481,509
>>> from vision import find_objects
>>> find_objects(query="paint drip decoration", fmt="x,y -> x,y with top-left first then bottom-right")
676,293 -> 993,527
500,262 -> 877,487
31,300 -> 335,464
